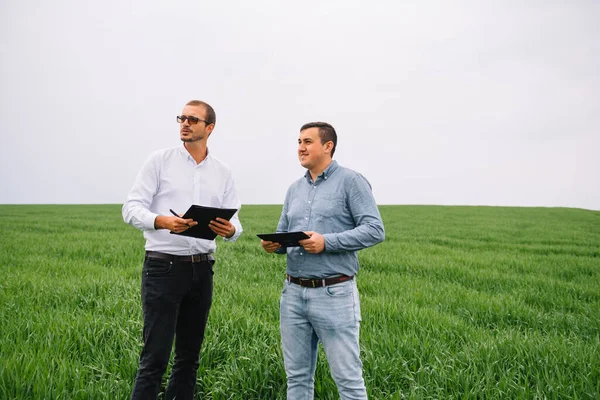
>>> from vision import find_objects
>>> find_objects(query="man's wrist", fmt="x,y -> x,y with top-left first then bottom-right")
154,215 -> 166,230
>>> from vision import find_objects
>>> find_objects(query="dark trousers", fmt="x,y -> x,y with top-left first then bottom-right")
131,255 -> 214,400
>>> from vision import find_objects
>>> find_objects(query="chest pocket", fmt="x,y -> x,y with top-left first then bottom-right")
312,195 -> 347,220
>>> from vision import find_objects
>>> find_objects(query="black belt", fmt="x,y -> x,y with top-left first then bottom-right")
286,274 -> 353,288
145,251 -> 213,263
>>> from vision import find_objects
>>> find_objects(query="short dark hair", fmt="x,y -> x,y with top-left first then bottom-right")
300,122 -> 337,157
186,100 -> 216,125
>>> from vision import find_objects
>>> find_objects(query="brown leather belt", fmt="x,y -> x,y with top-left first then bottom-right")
145,251 -> 214,263
286,274 -> 353,288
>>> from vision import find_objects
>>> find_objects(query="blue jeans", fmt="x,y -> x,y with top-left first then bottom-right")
131,255 -> 214,400
280,279 -> 367,400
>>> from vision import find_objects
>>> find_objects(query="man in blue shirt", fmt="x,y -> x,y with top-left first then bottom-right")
261,122 -> 385,399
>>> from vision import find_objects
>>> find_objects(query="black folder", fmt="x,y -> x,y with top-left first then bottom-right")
256,231 -> 310,247
170,205 -> 237,240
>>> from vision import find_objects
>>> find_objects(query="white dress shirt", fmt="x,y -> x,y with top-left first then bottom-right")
122,145 -> 243,255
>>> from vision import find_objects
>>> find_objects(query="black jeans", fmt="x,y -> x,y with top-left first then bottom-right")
131,255 -> 214,400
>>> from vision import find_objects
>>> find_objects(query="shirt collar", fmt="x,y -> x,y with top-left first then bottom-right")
179,144 -> 211,164
304,160 -> 338,183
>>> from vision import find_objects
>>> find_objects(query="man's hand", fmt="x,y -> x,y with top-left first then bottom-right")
299,231 -> 325,254
261,239 -> 281,253
209,217 -> 236,238
155,215 -> 198,233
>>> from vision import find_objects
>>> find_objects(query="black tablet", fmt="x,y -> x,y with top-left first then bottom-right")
256,231 -> 310,247
171,205 -> 237,240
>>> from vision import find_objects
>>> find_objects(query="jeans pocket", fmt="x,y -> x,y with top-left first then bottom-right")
282,280 -> 288,293
143,258 -> 173,276
325,281 -> 353,297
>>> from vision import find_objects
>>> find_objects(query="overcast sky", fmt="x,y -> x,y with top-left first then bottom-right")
1,0 -> 598,210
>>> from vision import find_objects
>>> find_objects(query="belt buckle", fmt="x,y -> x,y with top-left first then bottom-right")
299,278 -> 312,287
191,254 -> 203,263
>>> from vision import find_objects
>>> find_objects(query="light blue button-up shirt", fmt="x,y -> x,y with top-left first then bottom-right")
122,145 -> 243,255
276,160 -> 385,278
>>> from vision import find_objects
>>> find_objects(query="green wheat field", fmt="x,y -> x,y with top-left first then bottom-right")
0,204 -> 599,399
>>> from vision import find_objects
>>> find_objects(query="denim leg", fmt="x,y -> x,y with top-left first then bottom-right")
165,260 -> 214,400
131,257 -> 186,400
309,280 -> 367,400
280,280 -> 319,400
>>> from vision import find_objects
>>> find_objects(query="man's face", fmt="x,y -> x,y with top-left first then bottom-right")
298,127 -> 331,170
179,105 -> 213,143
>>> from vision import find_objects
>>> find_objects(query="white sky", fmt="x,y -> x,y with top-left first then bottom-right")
1,0 -> 599,210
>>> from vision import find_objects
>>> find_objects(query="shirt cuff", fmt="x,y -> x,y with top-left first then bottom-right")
144,212 -> 160,231
223,226 -> 242,242
275,246 -> 287,255
323,234 -> 336,252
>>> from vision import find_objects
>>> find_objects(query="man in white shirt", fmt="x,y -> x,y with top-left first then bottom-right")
123,100 -> 243,400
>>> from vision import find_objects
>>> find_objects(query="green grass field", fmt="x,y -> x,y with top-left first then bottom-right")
0,204 -> 599,399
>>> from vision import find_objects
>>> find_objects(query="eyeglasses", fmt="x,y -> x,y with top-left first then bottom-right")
176,115 -> 209,125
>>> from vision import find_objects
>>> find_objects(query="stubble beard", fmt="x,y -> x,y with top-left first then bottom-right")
181,133 -> 205,143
